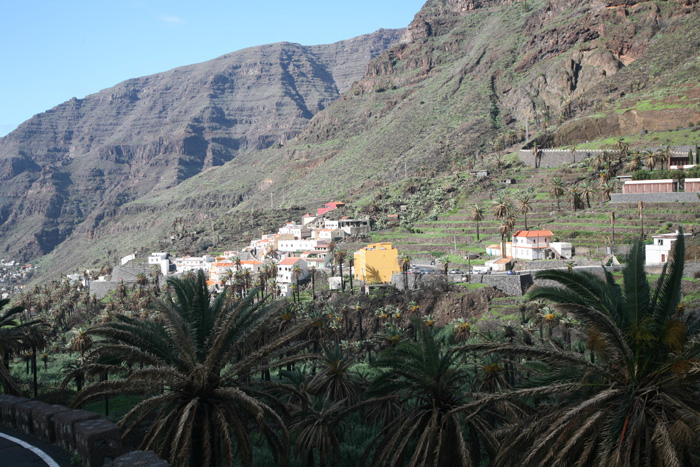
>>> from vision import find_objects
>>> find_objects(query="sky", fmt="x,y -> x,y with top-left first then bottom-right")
0,0 -> 427,137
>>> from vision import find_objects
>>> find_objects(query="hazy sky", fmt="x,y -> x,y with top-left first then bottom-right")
0,1 -> 426,137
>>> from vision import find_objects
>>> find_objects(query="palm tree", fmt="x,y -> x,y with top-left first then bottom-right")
347,258 -> 354,295
644,150 -> 657,170
515,193 -> 532,230
0,299 -> 42,395
549,177 -> 565,211
363,319 -> 517,467
475,231 -> 700,466
567,185 -> 583,212
328,241 -> 337,276
493,194 -> 511,221
334,250 -> 347,292
400,256 -> 411,292
292,265 -> 302,303
498,220 -> 513,258
580,180 -> 595,209
599,178 -> 617,202
610,210 -> 616,252
471,203 -> 485,241
70,270 -> 311,467
628,150 -> 643,172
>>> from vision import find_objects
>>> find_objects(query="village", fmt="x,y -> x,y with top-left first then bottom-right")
68,187 -> 694,302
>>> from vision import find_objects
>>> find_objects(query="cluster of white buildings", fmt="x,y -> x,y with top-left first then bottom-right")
145,203 -> 370,298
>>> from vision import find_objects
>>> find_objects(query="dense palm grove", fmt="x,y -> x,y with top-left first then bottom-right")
1,232 -> 699,466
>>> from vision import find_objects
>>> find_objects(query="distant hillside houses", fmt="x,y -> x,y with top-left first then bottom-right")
137,201 -> 372,298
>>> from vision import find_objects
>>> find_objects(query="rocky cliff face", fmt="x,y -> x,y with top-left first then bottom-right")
0,29 -> 402,261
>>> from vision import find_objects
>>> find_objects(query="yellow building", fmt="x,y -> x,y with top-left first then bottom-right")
353,242 -> 400,284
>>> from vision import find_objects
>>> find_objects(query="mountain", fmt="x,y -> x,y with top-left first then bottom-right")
0,29 -> 403,262
4,0 -> 700,279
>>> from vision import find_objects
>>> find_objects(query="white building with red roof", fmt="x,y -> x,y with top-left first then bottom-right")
302,213 -> 317,226
209,261 -> 234,283
512,230 -> 554,260
240,259 -> 264,274
276,257 -> 309,297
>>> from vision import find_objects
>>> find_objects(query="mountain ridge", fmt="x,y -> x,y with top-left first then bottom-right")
0,28 -> 403,262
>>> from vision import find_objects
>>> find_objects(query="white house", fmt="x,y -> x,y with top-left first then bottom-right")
209,261 -> 235,283
278,223 -> 311,239
550,242 -> 573,259
276,257 -> 309,297
323,217 -> 371,236
312,228 -> 345,241
645,231 -> 691,266
512,230 -> 554,260
174,255 -> 215,273
301,213 -> 317,226
277,238 -> 320,253
486,243 -> 512,258
240,259 -> 264,274
149,252 -> 171,275
300,250 -> 331,269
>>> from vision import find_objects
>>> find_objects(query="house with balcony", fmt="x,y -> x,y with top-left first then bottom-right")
277,257 -> 309,297
324,216 -> 371,236
512,230 -> 554,260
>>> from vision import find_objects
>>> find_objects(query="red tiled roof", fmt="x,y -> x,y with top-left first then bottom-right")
513,230 -> 554,237
279,257 -> 302,266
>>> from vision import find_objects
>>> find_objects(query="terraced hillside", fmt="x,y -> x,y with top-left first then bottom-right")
369,156 -> 700,265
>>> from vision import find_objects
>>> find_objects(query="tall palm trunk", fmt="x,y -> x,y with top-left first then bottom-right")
338,262 -> 344,292
32,344 -> 38,398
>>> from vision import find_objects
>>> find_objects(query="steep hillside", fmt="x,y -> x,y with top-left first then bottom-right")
12,0 -> 700,279
0,29 -> 402,261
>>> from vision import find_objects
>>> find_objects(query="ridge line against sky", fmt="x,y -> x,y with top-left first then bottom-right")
0,0 -> 426,137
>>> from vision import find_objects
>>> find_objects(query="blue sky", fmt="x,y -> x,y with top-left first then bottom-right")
0,1 -> 426,137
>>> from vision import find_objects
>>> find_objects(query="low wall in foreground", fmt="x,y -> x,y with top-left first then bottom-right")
0,394 -> 169,466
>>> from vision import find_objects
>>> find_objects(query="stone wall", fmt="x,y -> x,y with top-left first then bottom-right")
0,394 -> 169,466
470,273 -> 534,297
610,192 -> 700,203
520,149 -> 693,169
391,273 -> 447,291
519,149 -> 604,168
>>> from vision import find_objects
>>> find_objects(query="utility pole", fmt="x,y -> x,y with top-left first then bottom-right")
270,192 -> 273,210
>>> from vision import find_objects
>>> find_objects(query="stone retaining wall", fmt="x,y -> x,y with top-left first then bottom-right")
519,149 -> 604,168
610,192 -> 700,203
391,273 -> 447,291
0,394 -> 169,466
470,273 -> 534,297
519,149 -> 692,169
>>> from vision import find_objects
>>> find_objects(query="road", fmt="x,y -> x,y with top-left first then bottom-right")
0,427 -> 71,467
